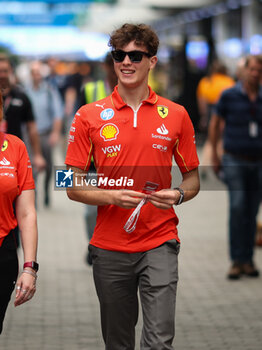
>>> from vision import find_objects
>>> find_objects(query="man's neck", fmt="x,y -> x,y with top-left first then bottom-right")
118,82 -> 149,110
2,86 -> 11,97
243,81 -> 260,102
33,81 -> 41,90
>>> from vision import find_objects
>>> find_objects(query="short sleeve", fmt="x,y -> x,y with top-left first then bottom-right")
79,88 -> 86,107
17,142 -> 35,195
173,108 -> 199,173
65,106 -> 93,171
21,92 -> 35,123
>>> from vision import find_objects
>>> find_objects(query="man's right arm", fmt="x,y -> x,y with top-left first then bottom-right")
64,87 -> 76,118
26,121 -> 46,172
208,113 -> 224,173
66,166 -> 146,209
22,92 -> 46,171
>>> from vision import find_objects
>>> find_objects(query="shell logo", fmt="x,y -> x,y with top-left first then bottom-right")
100,123 -> 119,141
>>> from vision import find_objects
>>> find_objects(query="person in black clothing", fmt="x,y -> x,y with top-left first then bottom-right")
64,61 -> 92,120
0,54 -> 45,172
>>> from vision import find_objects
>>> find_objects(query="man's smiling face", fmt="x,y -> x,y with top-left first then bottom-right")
113,41 -> 157,89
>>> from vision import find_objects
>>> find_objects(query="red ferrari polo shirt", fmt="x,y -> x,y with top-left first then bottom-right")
65,86 -> 199,253
0,133 -> 35,246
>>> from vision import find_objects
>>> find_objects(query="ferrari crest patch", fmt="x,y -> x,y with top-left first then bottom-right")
1,140 -> 8,152
157,106 -> 168,119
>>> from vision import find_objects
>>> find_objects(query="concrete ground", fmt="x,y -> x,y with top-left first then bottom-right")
1,147 -> 262,350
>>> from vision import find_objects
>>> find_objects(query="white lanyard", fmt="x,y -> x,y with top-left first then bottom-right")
123,181 -> 159,234
124,198 -> 147,233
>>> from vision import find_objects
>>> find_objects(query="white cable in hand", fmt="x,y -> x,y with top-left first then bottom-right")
123,181 -> 159,234
123,197 -> 147,233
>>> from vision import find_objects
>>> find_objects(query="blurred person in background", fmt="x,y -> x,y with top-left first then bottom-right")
235,56 -> 247,82
255,54 -> 262,247
45,58 -> 70,157
79,52 -> 118,265
79,53 -> 117,106
64,61 -> 92,127
0,89 -> 39,334
25,60 -> 63,207
0,54 -> 45,172
209,55 -> 262,280
66,23 -> 199,349
46,57 -> 68,103
196,60 -> 235,179
235,56 -> 262,247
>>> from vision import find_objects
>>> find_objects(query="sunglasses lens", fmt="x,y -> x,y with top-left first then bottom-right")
128,51 -> 143,62
111,50 -> 149,63
111,50 -> 125,62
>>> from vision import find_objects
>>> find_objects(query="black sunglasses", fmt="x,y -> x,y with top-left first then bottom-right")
111,50 -> 151,63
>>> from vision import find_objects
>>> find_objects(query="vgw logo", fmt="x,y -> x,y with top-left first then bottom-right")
55,168 -> 74,188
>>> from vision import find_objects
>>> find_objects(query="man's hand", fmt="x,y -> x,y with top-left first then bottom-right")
111,190 -> 146,209
148,168 -> 200,209
211,151 -> 221,175
48,130 -> 60,147
148,189 -> 180,209
33,154 -> 46,172
66,166 -> 147,207
14,271 -> 36,307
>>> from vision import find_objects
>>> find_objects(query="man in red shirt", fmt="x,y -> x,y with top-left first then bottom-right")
66,23 -> 200,349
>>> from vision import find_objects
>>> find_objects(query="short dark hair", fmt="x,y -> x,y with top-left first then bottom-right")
108,23 -> 159,57
209,60 -> 228,75
245,54 -> 262,68
0,53 -> 9,63
0,53 -> 13,70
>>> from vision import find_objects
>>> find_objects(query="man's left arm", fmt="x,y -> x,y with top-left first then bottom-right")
22,93 -> 46,172
148,168 -> 200,209
26,121 -> 46,172
49,119 -> 62,146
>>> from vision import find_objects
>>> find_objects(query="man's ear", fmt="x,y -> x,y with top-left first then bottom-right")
150,56 -> 158,70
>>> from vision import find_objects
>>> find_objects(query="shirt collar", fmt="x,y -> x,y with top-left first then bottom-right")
236,81 -> 262,98
111,85 -> 158,110
236,81 -> 245,94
